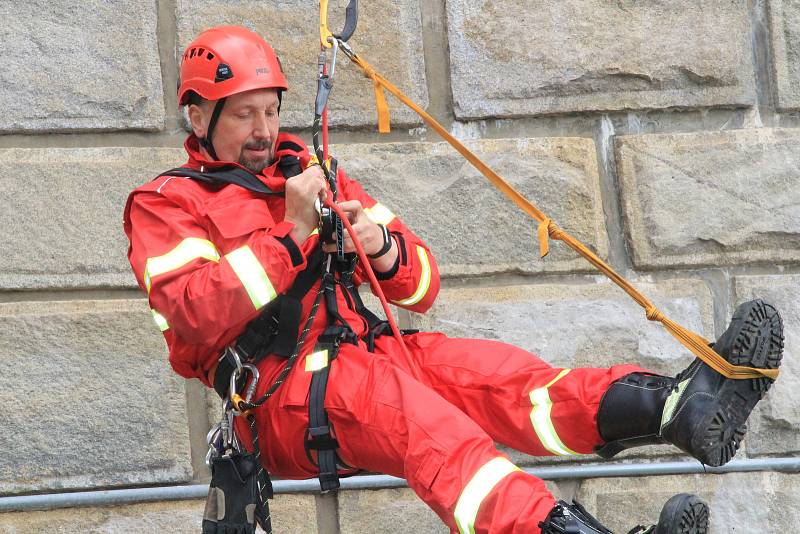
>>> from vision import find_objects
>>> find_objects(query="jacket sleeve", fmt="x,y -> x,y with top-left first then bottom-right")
337,169 -> 440,313
125,185 -> 308,349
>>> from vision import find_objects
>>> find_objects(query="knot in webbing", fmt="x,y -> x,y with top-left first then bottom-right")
645,306 -> 665,322
360,61 -> 377,80
354,57 -> 390,133
537,218 -> 564,258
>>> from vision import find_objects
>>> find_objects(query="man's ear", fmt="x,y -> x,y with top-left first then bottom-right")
187,104 -> 208,138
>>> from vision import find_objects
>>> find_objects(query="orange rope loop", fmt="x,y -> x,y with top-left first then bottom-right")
340,47 -> 779,383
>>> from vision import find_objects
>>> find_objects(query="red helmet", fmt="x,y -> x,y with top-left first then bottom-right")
178,25 -> 288,105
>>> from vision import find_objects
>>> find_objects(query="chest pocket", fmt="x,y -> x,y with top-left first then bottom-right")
206,200 -> 276,247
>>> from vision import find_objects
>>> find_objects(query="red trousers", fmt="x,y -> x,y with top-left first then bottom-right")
245,332 -> 643,533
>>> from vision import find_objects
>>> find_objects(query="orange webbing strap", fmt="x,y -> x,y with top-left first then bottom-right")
346,51 -> 778,381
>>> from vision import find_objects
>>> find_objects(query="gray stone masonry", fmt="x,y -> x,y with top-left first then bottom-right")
769,0 -> 800,110
412,278 -> 714,375
0,494 -> 317,533
176,0 -> 428,130
0,147 -> 185,290
446,0 -> 755,118
0,0 -> 164,133
339,488 -> 447,534
332,137 -> 608,276
616,128 -> 800,269
0,300 -> 192,495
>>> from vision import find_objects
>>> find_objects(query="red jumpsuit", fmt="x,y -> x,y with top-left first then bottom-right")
124,132 -> 643,533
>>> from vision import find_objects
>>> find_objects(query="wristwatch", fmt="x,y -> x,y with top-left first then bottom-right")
368,224 -> 393,259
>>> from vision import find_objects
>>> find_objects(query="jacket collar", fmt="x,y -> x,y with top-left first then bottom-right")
183,133 -> 290,193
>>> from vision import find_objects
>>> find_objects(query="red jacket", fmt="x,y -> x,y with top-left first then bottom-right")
124,133 -> 440,386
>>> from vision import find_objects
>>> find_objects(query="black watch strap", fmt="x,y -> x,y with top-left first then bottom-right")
368,224 -> 393,259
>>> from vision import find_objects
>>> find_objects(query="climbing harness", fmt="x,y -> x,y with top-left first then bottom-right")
196,4 -> 415,527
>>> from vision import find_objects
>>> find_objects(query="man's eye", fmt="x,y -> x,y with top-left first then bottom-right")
236,113 -> 250,119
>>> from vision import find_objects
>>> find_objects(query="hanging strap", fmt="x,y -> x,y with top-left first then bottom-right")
304,323 -> 358,492
342,48 -> 777,382
161,165 -> 280,196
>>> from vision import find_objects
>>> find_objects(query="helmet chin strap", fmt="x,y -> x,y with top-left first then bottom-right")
199,97 -> 227,161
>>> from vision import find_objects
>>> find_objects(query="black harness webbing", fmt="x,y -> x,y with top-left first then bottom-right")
213,248 -> 325,398
161,145 -> 385,494
161,164 -> 281,196
304,322 -> 358,492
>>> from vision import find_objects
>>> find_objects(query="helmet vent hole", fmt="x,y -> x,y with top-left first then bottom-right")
198,48 -> 205,56
189,48 -> 196,58
206,52 -> 214,60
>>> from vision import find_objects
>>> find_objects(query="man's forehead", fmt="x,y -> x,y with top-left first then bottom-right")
226,89 -> 279,108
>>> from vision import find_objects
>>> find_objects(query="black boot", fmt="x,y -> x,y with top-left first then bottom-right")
596,299 -> 784,466
539,493 -> 709,534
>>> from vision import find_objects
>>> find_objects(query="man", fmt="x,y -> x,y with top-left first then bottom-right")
124,26 -> 783,533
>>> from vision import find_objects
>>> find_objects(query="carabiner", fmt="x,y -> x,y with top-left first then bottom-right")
229,363 -> 261,416
319,0 -> 358,48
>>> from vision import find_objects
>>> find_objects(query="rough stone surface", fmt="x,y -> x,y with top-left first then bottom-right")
332,138 -> 608,276
769,0 -> 800,110
412,278 -> 714,374
616,129 -> 800,269
0,300 -> 192,494
446,0 -> 755,118
176,0 -> 428,130
0,494 -> 317,533
577,472 -> 800,533
339,488 -> 448,533
733,275 -> 800,456
0,147 -> 186,289
0,1 -> 164,132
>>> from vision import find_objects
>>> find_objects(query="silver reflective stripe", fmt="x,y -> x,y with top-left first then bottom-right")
454,457 -> 520,534
150,309 -> 169,332
225,245 -> 277,310
144,238 -> 220,292
393,246 -> 431,306
529,369 -> 579,456
364,203 -> 396,225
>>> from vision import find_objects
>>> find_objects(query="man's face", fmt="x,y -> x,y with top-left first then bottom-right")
190,88 -> 280,173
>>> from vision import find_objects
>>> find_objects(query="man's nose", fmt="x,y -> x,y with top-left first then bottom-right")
252,114 -> 270,139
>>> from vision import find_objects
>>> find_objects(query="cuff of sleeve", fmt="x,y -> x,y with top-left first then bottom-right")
272,221 -> 305,268
373,236 -> 400,280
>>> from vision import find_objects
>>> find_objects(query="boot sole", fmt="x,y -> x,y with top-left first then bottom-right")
693,299 -> 784,467
655,493 -> 709,534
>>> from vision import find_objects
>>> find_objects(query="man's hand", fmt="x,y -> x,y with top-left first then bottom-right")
284,165 -> 327,243
323,200 -> 398,272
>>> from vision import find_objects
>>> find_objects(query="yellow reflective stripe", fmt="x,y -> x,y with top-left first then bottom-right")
144,238 -> 220,291
364,203 -> 396,225
305,350 -> 329,372
454,457 -> 520,534
661,377 -> 690,431
150,309 -> 169,332
393,246 -> 431,306
529,369 -> 579,456
225,246 -> 277,310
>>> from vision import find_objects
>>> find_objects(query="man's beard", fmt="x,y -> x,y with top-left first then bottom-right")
238,140 -> 274,174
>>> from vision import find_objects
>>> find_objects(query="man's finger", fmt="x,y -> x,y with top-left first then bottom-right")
337,200 -> 363,213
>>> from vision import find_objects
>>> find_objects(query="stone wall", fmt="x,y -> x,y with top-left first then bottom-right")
1,0 -> 798,532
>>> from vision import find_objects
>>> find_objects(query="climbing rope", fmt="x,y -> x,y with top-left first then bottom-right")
331,41 -> 777,382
